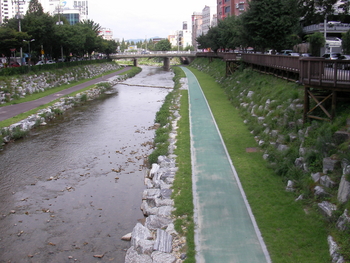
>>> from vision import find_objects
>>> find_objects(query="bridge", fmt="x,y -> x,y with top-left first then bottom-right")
110,51 -> 197,70
111,50 -> 350,122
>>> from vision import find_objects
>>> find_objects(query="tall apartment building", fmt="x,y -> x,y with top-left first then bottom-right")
191,5 -> 217,50
202,5 -> 216,35
0,0 -> 29,24
191,12 -> 202,49
217,0 -> 247,19
0,0 -> 88,25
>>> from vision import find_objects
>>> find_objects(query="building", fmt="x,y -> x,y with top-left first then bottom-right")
99,27 -> 113,40
202,5 -> 217,35
191,12 -> 202,49
0,0 -> 29,24
190,6 -> 217,50
217,0 -> 248,20
40,0 -> 88,24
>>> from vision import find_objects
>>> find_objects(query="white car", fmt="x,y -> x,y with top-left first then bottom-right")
35,61 -> 45,65
46,60 -> 56,64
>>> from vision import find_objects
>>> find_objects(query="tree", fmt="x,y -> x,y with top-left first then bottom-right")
306,32 -> 325,56
80,19 -> 101,35
0,27 -> 29,59
27,0 -> 44,15
242,0 -> 300,52
75,20 -> 103,57
217,15 -> 243,50
98,39 -> 118,58
342,30 -> 350,54
298,0 -> 350,25
54,24 -> 86,58
154,39 -> 171,51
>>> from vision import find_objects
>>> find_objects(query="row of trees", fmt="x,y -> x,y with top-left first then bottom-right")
0,0 -> 192,62
197,0 -> 350,54
0,0 -> 118,62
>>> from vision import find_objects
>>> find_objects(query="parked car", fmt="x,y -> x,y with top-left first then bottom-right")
35,61 -> 45,65
322,53 -> 343,60
289,53 -> 301,56
339,55 -> 350,70
301,53 -> 312,57
9,62 -> 20,67
280,50 -> 293,56
46,60 -> 56,64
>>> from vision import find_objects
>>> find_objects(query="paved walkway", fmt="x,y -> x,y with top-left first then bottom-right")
0,67 -> 131,122
181,67 -> 271,263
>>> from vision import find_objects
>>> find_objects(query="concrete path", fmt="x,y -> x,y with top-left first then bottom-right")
0,67 -> 131,122
181,67 -> 271,263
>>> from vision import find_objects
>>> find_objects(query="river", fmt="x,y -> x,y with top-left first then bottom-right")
0,66 -> 173,263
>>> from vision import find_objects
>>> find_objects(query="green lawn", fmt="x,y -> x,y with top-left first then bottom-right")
183,67 -> 330,263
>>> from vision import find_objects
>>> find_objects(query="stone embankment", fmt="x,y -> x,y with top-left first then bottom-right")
0,62 -> 121,103
239,92 -> 350,263
0,63 -> 132,145
124,78 -> 189,263
191,58 -> 350,262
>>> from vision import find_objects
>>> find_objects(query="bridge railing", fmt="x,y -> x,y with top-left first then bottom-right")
299,57 -> 350,88
112,51 -> 197,56
242,53 -> 300,73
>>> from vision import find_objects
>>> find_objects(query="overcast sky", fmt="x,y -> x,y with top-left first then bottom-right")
88,0 -> 217,41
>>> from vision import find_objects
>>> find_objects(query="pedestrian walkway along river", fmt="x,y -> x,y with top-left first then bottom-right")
0,66 -> 173,262
181,67 -> 271,262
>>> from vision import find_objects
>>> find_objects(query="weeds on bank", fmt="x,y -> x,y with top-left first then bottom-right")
0,67 -> 141,148
0,63 -> 121,107
187,65 -> 331,262
147,68 -> 179,164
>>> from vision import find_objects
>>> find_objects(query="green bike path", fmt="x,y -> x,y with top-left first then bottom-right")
181,67 -> 271,263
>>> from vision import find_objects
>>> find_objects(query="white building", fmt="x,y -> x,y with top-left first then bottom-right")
39,0 -> 88,24
99,27 -> 113,40
0,0 -> 29,24
202,5 -> 216,35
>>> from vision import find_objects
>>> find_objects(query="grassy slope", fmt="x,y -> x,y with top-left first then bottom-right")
0,67 -> 140,128
186,67 -> 330,263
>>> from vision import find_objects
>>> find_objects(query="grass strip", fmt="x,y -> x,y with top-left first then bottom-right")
0,67 -> 128,107
186,67 -> 330,263
0,67 -> 141,128
170,67 -> 195,263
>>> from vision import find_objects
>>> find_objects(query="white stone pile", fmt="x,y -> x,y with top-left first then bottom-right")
0,63 -> 121,103
1,80 -> 118,143
124,92 -> 187,263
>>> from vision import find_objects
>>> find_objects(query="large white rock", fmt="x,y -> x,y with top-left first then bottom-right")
338,175 -> 350,203
125,246 -> 152,263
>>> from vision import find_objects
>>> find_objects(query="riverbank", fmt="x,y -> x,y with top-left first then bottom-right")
187,58 -> 350,262
0,66 -> 141,148
0,66 -> 172,262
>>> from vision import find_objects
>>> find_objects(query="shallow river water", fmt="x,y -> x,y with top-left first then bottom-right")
0,66 -> 173,262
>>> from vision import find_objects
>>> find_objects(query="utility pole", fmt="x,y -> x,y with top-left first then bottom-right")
17,0 -> 24,65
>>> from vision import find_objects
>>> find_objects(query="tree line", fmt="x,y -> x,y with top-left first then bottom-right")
197,0 -> 350,55
0,0 -> 118,62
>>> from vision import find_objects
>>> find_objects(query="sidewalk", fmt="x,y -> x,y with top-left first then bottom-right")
0,67 -> 131,122
181,66 -> 271,263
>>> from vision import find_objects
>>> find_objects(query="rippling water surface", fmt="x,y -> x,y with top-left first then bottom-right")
0,66 -> 173,262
